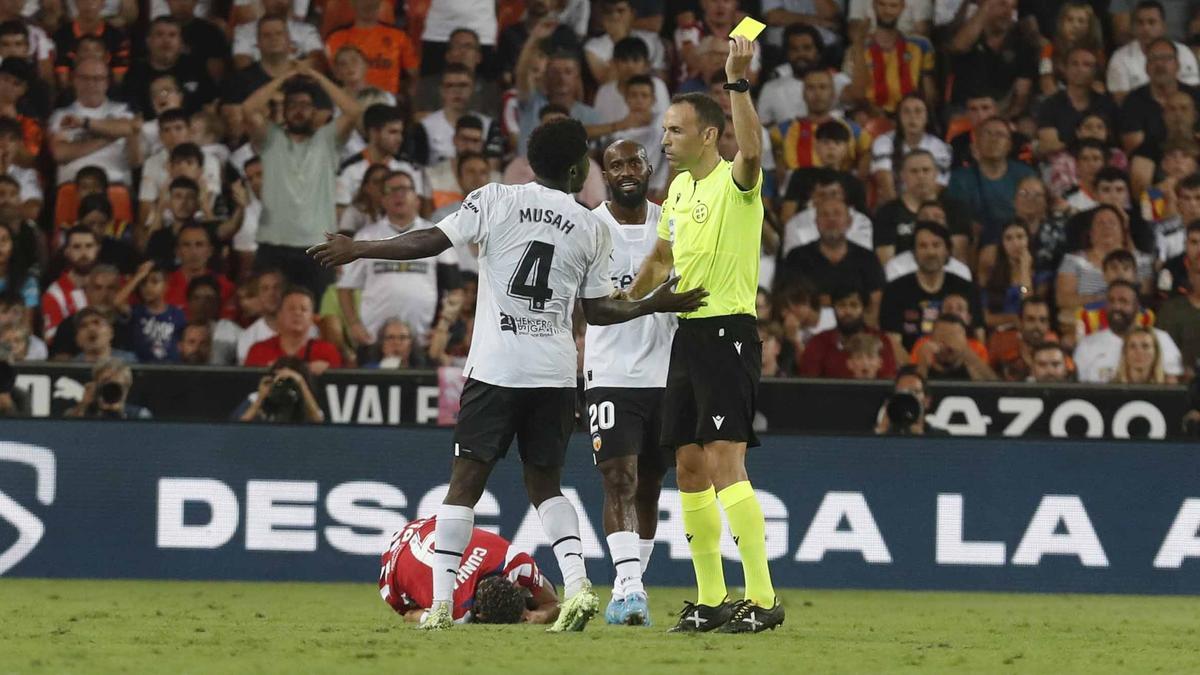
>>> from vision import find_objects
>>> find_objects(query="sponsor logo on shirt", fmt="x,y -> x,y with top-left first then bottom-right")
498,310 -> 556,337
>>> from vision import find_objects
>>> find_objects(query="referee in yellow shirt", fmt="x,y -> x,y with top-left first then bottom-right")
631,35 -> 782,634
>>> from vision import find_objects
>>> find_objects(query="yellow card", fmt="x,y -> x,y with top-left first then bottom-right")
730,16 -> 766,41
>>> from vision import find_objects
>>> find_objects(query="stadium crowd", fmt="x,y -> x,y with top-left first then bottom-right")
1,0 -> 1199,394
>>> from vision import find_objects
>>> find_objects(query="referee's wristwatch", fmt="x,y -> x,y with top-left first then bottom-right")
723,78 -> 751,93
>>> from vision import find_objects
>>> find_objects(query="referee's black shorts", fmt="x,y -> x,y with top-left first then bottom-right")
660,314 -> 761,449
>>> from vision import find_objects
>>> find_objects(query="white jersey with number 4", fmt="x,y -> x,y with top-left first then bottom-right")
436,182 -> 612,388
584,201 -> 676,389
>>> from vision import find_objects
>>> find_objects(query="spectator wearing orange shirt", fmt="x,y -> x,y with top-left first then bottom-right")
325,0 -> 419,96
52,0 -> 131,90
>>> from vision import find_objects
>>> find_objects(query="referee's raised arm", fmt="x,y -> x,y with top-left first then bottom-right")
725,35 -> 762,192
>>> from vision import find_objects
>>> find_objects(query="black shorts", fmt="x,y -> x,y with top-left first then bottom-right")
584,387 -> 671,472
660,315 -> 761,449
452,379 -> 576,467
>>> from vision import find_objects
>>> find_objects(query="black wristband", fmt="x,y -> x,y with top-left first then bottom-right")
723,78 -> 751,93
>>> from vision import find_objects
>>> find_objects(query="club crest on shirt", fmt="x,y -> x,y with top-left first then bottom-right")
692,203 -> 709,223
592,434 -> 602,452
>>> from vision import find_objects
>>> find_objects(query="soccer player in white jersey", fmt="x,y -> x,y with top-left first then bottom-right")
310,118 -> 707,633
586,139 -> 676,627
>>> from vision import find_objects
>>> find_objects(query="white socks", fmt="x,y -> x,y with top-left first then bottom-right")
537,496 -> 589,598
431,504 -> 474,605
607,531 -> 644,599
639,538 -> 654,573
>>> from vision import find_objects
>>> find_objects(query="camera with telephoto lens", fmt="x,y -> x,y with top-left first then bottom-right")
884,391 -> 923,434
87,379 -> 127,419
261,376 -> 303,421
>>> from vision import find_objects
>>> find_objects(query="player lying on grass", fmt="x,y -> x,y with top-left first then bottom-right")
379,516 -> 561,625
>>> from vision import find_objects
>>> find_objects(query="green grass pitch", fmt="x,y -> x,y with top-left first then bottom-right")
3,579 -> 1200,674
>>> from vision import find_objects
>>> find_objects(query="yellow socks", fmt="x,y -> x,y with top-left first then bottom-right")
718,481 -> 776,607
679,486 -> 727,606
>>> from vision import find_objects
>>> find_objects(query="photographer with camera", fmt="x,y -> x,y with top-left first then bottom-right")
235,356 -> 325,424
874,365 -> 946,436
65,358 -> 153,419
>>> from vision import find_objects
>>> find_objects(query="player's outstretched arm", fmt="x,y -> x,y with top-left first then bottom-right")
581,275 -> 707,326
307,229 -> 453,267
627,237 -> 674,300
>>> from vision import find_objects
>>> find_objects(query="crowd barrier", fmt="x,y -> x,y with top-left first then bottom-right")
11,363 -> 1195,439
3,420 -> 1200,595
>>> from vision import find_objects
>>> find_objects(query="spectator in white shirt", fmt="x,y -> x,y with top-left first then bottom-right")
336,103 -> 428,219
1074,280 -> 1184,382
758,23 -> 848,127
585,0 -> 666,82
49,58 -> 138,186
1107,0 -> 1200,102
336,169 -> 460,349
419,63 -> 499,166
137,108 -> 223,226
232,0 -> 322,69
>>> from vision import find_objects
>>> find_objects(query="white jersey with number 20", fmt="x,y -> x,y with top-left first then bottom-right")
436,182 -> 613,388
584,201 -> 676,389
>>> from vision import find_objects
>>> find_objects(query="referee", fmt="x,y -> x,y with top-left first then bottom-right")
630,35 -> 782,634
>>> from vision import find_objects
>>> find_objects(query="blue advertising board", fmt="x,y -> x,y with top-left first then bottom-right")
2,420 -> 1200,595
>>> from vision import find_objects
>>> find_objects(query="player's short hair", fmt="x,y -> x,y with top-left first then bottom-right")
527,118 -> 588,182
815,120 -> 850,143
473,576 -> 525,624
613,36 -> 649,63
669,92 -> 725,137
169,142 -> 204,165
363,103 -> 403,132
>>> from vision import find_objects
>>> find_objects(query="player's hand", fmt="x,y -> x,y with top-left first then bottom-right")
308,232 -> 359,267
725,35 -> 754,82
645,275 -> 708,314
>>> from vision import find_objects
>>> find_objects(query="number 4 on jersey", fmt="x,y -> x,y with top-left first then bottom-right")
508,241 -> 555,311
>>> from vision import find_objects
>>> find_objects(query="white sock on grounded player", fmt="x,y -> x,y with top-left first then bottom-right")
639,539 -> 654,574
431,504 -> 474,605
537,496 -> 588,598
607,531 -> 643,598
